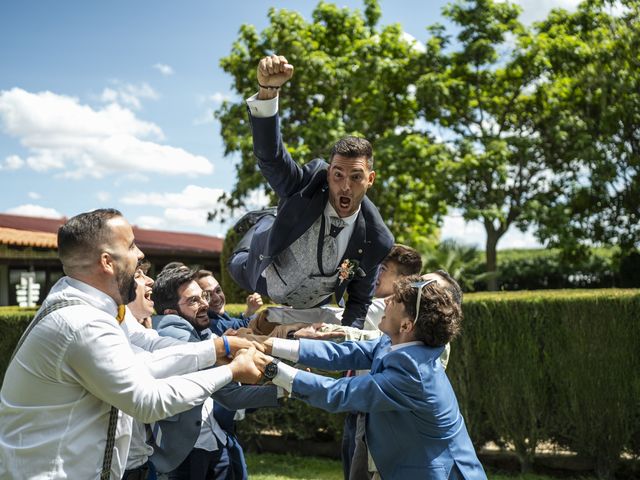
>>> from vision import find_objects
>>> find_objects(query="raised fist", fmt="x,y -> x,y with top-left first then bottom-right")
257,54 -> 294,88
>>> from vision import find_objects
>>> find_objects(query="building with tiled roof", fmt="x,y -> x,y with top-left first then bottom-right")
0,213 -> 224,306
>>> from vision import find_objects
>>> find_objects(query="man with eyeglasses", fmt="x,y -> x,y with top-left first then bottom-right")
151,266 -> 282,480
252,273 -> 486,480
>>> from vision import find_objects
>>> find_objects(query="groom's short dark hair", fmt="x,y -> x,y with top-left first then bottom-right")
330,136 -> 373,169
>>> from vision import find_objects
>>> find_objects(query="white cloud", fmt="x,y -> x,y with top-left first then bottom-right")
441,212 -> 542,250
6,204 -> 62,219
96,191 -> 111,202
153,63 -> 174,76
100,82 -> 158,110
193,92 -> 234,125
208,92 -> 232,104
164,208 -> 211,227
134,215 -> 166,229
2,154 -> 24,170
401,31 -> 426,53
27,191 -> 41,200
123,184 -> 269,234
123,184 -> 227,229
122,184 -> 225,209
193,108 -> 216,126
0,88 -> 213,179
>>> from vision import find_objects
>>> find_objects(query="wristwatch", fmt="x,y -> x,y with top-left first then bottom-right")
264,359 -> 280,380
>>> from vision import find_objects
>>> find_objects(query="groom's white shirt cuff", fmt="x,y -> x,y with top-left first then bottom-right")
272,361 -> 299,392
272,338 -> 300,361
270,338 -> 301,392
246,93 -> 278,118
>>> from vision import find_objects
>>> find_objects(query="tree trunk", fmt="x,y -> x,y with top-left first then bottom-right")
485,227 -> 500,291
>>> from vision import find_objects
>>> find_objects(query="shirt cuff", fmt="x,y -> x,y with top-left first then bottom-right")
273,361 -> 299,392
272,338 -> 300,362
246,93 -> 278,118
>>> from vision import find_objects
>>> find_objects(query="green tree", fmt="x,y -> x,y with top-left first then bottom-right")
531,0 -> 640,263
422,239 -> 487,291
212,0 -> 446,248
416,0 -> 559,290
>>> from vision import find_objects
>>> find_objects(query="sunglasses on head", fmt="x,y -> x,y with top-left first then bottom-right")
408,279 -> 437,324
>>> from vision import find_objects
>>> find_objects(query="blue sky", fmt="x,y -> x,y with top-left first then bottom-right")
0,0 -> 579,248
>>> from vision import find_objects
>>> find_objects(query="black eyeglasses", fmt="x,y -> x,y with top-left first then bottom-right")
409,279 -> 437,324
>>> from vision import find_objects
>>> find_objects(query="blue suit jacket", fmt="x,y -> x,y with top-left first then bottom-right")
208,311 -> 250,337
231,113 -> 394,328
149,314 -> 279,474
291,337 -> 487,480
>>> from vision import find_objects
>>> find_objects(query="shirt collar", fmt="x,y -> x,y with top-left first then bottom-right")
324,202 -> 360,227
389,340 -> 424,352
55,276 -> 119,318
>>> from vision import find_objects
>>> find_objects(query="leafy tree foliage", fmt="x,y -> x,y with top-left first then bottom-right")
531,0 -> 640,257
416,0 -> 562,290
214,0 -> 639,292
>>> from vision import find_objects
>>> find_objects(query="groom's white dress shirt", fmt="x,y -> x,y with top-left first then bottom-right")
0,277 -> 232,479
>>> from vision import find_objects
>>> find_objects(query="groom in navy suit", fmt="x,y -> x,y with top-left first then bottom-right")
228,54 -> 393,329
254,273 -> 487,480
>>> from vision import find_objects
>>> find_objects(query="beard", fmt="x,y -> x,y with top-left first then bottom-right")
116,268 -> 138,304
177,305 -> 210,332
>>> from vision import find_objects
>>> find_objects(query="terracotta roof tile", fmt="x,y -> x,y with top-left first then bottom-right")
0,213 -> 223,255
0,227 -> 58,249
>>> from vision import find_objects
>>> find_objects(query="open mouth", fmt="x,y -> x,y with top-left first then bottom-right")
339,196 -> 351,210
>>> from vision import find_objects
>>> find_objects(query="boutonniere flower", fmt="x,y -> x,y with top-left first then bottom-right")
338,259 -> 360,284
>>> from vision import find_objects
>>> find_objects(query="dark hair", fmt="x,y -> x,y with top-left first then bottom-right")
57,208 -> 122,272
138,260 -> 151,275
195,269 -> 214,281
393,275 -> 462,347
161,261 -> 186,272
152,267 -> 198,314
433,269 -> 463,306
385,244 -> 422,276
330,136 -> 373,169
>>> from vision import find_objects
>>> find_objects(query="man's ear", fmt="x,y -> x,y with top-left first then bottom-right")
367,170 -> 376,188
99,252 -> 115,275
399,318 -> 414,334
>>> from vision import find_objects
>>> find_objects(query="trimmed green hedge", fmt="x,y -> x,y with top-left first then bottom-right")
448,289 -> 640,479
0,308 -> 36,384
2,293 -> 639,479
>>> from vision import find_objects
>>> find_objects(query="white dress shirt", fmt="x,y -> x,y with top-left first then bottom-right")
124,311 -> 219,469
0,277 -> 232,480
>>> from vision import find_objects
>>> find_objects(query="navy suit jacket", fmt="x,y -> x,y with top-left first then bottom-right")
149,314 -> 279,473
237,113 -> 394,328
290,337 -> 487,480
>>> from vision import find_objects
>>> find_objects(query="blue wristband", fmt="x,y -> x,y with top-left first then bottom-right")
222,335 -> 232,358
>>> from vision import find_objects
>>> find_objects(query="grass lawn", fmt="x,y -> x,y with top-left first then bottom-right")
245,452 -> 591,480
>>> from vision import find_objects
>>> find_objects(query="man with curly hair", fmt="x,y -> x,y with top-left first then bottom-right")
253,272 -> 486,480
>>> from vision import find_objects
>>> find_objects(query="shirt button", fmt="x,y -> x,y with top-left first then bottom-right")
259,254 -> 264,260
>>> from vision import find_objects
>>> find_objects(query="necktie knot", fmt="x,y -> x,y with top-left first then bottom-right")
329,216 -> 345,238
